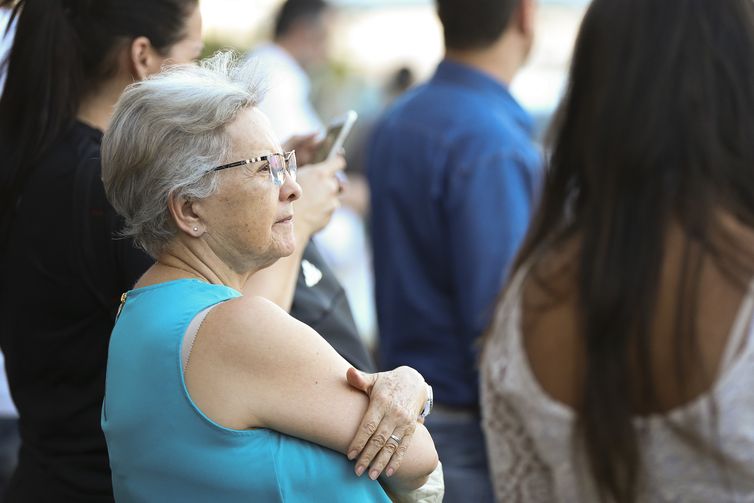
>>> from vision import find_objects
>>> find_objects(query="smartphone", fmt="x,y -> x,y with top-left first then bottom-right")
313,110 -> 358,164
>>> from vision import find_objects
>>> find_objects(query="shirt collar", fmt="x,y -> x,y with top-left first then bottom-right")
431,59 -> 533,134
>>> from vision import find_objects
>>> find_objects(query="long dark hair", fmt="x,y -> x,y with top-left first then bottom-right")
508,0 -> 754,501
0,0 -> 196,244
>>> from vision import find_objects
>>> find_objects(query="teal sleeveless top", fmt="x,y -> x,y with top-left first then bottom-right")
102,279 -> 391,503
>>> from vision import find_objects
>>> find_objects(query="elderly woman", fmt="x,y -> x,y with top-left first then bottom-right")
99,52 -> 438,502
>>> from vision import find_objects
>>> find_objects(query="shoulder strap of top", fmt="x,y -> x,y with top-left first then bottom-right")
181,302 -> 226,371
720,281 -> 754,370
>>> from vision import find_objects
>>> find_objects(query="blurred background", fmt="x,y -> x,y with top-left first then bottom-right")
200,0 -> 589,347
201,0 -> 588,140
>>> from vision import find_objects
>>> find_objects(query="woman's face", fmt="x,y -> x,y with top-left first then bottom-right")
198,107 -> 302,273
144,5 -> 204,75
163,5 -> 204,65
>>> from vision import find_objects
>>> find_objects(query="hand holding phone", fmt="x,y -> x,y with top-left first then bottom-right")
312,110 -> 358,164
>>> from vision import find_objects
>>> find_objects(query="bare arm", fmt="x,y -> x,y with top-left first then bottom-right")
185,296 -> 438,492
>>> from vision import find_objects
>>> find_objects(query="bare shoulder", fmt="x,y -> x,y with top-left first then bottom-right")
198,293 -> 338,373
209,294 -> 292,332
203,294 -> 305,350
186,292 -> 355,431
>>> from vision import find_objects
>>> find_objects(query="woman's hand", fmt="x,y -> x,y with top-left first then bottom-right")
293,156 -> 345,240
345,366 -> 428,480
283,133 -> 319,166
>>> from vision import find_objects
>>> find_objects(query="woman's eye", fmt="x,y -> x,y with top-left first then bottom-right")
259,162 -> 272,173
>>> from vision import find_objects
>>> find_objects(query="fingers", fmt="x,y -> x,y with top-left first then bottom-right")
296,162 -> 340,196
316,155 -> 346,175
359,423 -> 399,479
346,367 -> 376,394
347,367 -> 427,479
347,401 -> 382,462
283,132 -> 318,153
369,426 -> 415,479
351,403 -> 417,479
354,416 -> 395,478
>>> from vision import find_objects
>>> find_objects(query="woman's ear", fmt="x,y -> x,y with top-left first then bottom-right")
518,0 -> 537,40
167,192 -> 204,238
129,36 -> 162,81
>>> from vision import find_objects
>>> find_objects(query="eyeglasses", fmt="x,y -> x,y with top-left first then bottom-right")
210,150 -> 297,187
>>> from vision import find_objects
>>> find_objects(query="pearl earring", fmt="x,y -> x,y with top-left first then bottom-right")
193,227 -> 198,232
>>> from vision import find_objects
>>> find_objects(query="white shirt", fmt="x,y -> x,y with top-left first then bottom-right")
248,42 -> 323,142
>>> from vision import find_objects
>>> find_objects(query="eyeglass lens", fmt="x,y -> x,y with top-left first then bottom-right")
269,152 -> 297,186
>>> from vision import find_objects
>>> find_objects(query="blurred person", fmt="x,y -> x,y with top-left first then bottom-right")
481,0 -> 754,501
250,0 -> 379,353
340,66 -> 416,206
100,51 -> 440,502
0,1 -> 204,500
250,0 -> 328,142
325,66 -> 418,347
367,0 -> 542,501
387,67 -> 415,99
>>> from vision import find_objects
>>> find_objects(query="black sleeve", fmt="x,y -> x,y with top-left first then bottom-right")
290,241 -> 377,373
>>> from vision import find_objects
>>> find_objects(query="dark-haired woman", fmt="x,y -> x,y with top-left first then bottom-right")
0,1 -> 202,500
481,0 -> 754,501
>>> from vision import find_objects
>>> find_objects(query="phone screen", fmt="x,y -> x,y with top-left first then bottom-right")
314,122 -> 345,162
313,122 -> 345,163
312,111 -> 357,164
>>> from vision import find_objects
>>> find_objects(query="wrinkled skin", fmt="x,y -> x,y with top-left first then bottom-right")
346,366 -> 428,480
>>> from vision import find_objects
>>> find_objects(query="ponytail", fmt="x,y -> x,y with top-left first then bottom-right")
0,0 -> 84,222
0,0 -> 197,237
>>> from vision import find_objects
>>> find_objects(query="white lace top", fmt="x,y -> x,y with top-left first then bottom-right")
481,267 -> 754,502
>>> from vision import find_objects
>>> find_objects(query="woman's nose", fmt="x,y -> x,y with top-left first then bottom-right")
280,172 -> 301,202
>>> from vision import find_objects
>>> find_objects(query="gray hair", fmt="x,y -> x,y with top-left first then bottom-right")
101,51 -> 263,258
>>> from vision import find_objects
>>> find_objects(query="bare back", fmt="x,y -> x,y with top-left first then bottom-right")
520,221 -> 754,414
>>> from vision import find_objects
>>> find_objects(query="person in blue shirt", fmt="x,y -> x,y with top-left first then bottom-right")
367,0 -> 542,501
99,52 -> 439,502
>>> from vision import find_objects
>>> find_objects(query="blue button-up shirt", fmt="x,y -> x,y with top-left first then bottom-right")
367,59 -> 542,407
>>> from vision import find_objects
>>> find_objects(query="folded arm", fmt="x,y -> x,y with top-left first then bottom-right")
185,295 -> 438,492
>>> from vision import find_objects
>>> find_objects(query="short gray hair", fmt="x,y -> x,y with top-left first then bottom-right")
102,51 -> 263,258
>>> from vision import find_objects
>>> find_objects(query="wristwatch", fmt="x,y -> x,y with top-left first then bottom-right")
419,383 -> 433,419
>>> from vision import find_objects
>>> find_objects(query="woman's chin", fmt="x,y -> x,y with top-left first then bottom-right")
272,234 -> 297,258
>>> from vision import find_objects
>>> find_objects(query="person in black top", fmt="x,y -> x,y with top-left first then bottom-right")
0,1 -> 203,500
0,1 -> 418,501
292,242 -> 376,372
